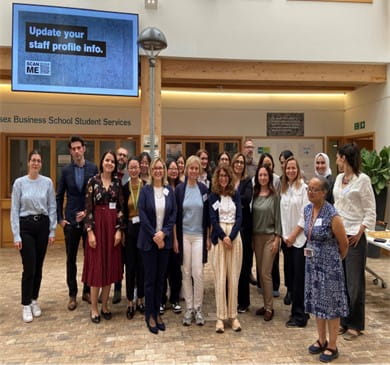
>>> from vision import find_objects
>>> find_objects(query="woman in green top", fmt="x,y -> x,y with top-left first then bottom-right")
252,165 -> 282,321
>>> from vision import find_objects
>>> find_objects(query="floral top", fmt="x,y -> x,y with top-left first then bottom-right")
84,173 -> 125,231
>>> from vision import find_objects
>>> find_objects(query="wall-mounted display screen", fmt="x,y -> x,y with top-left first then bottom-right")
12,4 -> 139,96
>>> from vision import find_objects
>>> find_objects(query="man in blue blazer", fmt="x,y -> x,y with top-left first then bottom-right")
56,136 -> 98,311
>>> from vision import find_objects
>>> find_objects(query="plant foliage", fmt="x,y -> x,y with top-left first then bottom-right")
360,146 -> 390,195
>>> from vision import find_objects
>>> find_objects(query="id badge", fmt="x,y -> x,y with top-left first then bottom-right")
109,202 -> 116,210
304,247 -> 314,257
132,216 -> 140,224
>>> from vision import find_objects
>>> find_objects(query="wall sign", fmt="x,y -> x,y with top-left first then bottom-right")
267,112 -> 304,136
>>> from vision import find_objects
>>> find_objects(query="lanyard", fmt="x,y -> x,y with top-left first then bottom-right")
307,203 -> 323,243
130,179 -> 141,210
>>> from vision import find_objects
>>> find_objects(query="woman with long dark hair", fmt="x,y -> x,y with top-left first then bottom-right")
82,151 -> 124,324
333,143 -> 376,341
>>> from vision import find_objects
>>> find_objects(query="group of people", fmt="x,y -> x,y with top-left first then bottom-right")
11,136 -> 376,363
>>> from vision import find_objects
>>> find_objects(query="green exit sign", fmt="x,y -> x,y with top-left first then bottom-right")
354,121 -> 366,130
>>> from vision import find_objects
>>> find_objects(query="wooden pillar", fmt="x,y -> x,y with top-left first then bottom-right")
140,55 -> 162,157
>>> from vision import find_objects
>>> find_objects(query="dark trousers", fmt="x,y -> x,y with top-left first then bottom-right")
114,245 -> 125,292
64,224 -> 89,297
141,246 -> 170,320
341,234 -> 367,331
162,250 -> 182,305
19,216 -> 49,305
281,240 -> 293,292
289,245 -> 307,325
272,250 -> 280,291
125,222 -> 144,301
238,227 -> 252,308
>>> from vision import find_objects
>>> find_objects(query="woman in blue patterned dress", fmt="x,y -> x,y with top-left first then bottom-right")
288,176 -> 348,363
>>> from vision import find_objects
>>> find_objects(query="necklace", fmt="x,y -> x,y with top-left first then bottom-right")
342,174 -> 353,185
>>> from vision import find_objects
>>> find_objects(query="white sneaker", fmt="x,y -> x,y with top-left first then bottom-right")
31,300 -> 42,317
23,305 -> 33,323
195,307 -> 205,326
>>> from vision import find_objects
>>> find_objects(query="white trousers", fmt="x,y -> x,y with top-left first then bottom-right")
181,233 -> 204,311
210,223 -> 242,320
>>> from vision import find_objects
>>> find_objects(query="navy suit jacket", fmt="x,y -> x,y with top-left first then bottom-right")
56,160 -> 98,225
175,179 -> 209,264
209,190 -> 242,245
137,184 -> 177,251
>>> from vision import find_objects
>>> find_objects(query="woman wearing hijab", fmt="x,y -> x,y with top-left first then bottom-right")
314,153 -> 334,204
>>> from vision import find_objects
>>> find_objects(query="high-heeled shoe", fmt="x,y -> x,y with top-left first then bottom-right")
146,317 -> 158,334
90,312 -> 101,324
156,315 -> 166,331
126,306 -> 135,320
101,309 -> 112,320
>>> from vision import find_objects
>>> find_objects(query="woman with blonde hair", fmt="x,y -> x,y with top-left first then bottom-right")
137,157 -> 177,334
175,155 -> 210,326
282,156 -> 309,328
209,166 -> 242,333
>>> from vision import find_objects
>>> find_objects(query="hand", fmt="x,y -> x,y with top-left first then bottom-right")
60,220 -> 70,228
270,237 -> 280,255
285,236 -> 294,247
348,231 -> 363,247
207,238 -> 212,251
48,237 -> 55,246
114,230 -> 122,246
222,236 -> 232,249
173,240 -> 179,254
14,241 -> 22,250
75,211 -> 86,223
88,231 -> 96,248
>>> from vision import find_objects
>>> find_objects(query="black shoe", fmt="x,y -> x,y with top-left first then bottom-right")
91,313 -> 101,324
126,306 -> 135,320
249,274 -> 258,286
156,315 -> 166,331
308,340 -> 328,355
159,304 -> 165,315
237,306 -> 249,313
112,290 -> 121,304
137,303 -> 145,313
285,318 -> 307,328
82,293 -> 91,304
101,310 -> 112,320
283,292 -> 292,305
146,317 -> 158,334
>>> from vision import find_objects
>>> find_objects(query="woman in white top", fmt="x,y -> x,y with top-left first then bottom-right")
11,150 -> 56,323
282,157 -> 309,328
333,143 -> 376,340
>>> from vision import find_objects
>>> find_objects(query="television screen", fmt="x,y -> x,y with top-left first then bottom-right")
12,4 -> 139,96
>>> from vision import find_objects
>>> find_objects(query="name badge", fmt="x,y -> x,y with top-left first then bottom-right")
314,218 -> 322,226
109,202 -> 116,210
304,247 -> 314,257
132,216 -> 140,224
212,201 -> 220,211
203,193 -> 208,202
163,188 -> 169,196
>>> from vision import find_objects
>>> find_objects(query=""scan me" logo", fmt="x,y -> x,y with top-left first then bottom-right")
25,60 -> 51,75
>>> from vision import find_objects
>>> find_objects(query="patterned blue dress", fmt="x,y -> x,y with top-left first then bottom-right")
304,202 -> 349,319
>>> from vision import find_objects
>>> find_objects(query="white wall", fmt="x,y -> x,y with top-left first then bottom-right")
0,0 -> 388,63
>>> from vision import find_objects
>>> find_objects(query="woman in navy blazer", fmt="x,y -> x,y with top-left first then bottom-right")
209,166 -> 243,333
137,157 -> 177,334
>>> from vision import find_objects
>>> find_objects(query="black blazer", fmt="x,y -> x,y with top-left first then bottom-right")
137,184 -> 177,251
56,160 -> 98,225
175,179 -> 209,265
238,177 -> 253,232
209,190 -> 242,245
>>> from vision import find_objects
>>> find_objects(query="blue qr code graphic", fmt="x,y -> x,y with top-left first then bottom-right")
25,60 -> 51,76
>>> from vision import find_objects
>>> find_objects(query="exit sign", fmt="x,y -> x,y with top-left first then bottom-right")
354,121 -> 366,130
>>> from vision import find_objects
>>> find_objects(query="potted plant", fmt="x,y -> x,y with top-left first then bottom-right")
361,146 -> 390,258
361,145 -> 390,221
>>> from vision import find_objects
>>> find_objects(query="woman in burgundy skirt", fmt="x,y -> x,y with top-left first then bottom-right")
82,151 -> 125,323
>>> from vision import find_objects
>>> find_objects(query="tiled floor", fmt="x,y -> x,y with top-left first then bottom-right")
0,246 -> 389,364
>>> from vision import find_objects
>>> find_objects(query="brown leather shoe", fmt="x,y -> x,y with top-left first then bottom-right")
82,293 -> 91,304
264,309 -> 274,321
255,307 -> 266,316
68,297 -> 77,311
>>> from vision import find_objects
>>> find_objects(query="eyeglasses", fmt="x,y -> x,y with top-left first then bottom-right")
307,188 -> 322,193
30,159 -> 42,163
168,168 -> 178,171
118,153 -> 127,157
153,167 -> 164,171
235,160 -> 244,165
